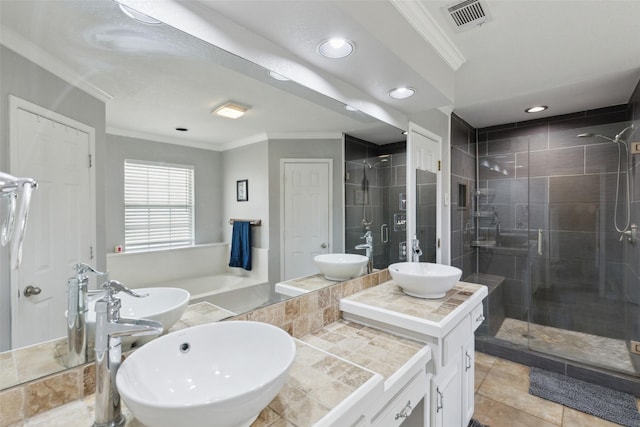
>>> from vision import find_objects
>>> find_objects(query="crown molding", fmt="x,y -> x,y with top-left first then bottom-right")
389,0 -> 466,71
107,127 -> 225,151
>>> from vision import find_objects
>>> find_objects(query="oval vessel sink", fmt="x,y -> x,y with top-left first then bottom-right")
87,287 -> 189,348
314,253 -> 368,281
116,321 -> 296,427
389,262 -> 462,299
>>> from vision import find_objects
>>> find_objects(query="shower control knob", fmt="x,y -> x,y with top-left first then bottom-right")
23,285 -> 42,297
321,243 -> 328,249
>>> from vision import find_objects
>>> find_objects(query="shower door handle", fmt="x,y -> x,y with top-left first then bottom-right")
537,229 -> 543,256
380,224 -> 389,243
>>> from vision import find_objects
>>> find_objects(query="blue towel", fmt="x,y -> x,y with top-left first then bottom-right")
229,221 -> 252,270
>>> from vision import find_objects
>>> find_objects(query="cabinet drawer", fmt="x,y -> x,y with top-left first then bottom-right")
371,370 -> 427,427
471,303 -> 485,331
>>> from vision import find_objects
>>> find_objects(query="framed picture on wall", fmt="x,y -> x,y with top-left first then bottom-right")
236,179 -> 248,202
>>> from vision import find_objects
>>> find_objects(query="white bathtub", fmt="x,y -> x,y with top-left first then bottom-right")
107,244 -> 271,314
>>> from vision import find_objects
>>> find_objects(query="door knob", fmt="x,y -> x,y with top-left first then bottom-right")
23,285 -> 42,297
321,243 -> 328,248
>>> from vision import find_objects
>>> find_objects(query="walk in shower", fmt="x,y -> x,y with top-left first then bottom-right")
467,114 -> 639,384
344,136 -> 406,268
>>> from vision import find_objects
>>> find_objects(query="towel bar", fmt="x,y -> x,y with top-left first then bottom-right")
229,219 -> 261,226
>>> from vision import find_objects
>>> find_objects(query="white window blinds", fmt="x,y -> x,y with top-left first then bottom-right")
124,160 -> 194,252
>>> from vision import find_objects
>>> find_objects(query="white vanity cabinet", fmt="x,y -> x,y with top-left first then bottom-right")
431,305 -> 481,427
340,281 -> 488,427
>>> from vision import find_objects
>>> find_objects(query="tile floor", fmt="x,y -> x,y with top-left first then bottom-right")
473,352 -> 640,427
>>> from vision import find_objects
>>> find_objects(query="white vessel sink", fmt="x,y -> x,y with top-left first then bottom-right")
389,262 -> 462,299
314,253 -> 368,281
116,321 -> 296,427
87,287 -> 189,348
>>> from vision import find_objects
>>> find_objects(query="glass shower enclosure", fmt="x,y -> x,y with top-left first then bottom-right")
474,119 -> 638,379
344,136 -> 407,268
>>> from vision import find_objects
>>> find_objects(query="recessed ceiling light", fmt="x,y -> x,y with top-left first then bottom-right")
212,103 -> 249,119
345,105 -> 358,112
318,38 -> 354,59
118,4 -> 162,25
269,71 -> 290,81
388,87 -> 416,99
402,131 -> 408,135
525,105 -> 548,113
175,127 -> 188,132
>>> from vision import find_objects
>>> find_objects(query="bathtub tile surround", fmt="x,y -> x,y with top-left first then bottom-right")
0,270 -> 389,426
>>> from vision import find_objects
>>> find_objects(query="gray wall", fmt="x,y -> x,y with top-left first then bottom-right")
0,45 -> 106,351
105,134 -> 223,250
268,138 -> 345,284
222,141 -> 269,248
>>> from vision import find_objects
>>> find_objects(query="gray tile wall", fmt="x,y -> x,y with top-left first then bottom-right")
450,114 -> 477,279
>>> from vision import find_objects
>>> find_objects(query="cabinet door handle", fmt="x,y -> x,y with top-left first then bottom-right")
394,400 -> 413,420
436,387 -> 443,413
476,314 -> 485,323
465,351 -> 472,371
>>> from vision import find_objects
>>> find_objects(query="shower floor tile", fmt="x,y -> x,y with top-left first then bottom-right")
496,318 -> 635,374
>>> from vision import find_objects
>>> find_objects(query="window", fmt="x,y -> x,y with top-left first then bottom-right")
124,160 -> 194,252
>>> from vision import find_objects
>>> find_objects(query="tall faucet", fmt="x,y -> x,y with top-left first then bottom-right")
93,280 -> 163,427
67,263 -> 107,367
411,236 -> 422,262
355,230 -> 374,274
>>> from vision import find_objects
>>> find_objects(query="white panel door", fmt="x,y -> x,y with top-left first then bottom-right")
282,160 -> 331,280
10,103 -> 94,348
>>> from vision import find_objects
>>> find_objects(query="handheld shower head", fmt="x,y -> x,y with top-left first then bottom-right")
576,133 -> 617,143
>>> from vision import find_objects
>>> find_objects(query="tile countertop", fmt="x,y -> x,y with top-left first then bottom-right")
17,320 -> 430,427
340,280 -> 488,338
275,273 -> 339,297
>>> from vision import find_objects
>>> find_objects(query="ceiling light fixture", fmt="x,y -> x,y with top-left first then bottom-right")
388,87 -> 416,99
525,105 -> 548,113
318,38 -> 354,59
212,103 -> 249,119
118,4 -> 162,25
269,71 -> 290,81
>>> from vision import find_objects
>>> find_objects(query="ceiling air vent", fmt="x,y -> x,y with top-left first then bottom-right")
445,0 -> 493,32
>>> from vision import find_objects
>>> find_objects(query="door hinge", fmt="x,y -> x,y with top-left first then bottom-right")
437,238 -> 441,248
437,160 -> 441,171
88,154 -> 93,168
90,246 -> 94,260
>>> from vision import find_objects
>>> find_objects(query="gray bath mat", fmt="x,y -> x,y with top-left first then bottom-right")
529,367 -> 640,427
468,419 -> 489,427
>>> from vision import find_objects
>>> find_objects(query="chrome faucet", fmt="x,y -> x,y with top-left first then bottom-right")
67,263 -> 107,367
355,230 -> 374,273
93,280 -> 163,427
411,236 -> 422,262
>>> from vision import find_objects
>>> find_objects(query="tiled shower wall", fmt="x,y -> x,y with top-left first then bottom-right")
476,105 -> 634,337
450,114 -> 477,279
344,135 -> 406,267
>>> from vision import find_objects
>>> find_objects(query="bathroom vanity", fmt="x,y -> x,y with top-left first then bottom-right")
340,280 -> 488,427
6,273 -> 487,427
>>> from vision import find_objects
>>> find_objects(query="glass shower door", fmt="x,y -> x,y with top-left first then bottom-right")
527,121 -> 637,377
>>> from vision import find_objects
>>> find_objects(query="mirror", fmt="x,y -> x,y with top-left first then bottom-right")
0,0 -> 405,390
416,169 -> 438,263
